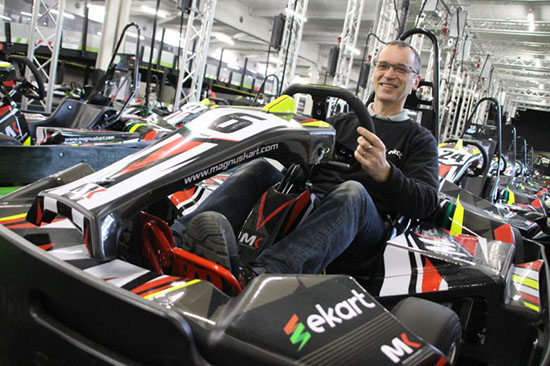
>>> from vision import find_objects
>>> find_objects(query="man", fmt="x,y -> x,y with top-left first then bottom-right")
171,40 -> 439,284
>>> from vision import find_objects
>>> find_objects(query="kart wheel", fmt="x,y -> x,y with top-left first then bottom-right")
0,133 -> 22,145
391,297 -> 461,364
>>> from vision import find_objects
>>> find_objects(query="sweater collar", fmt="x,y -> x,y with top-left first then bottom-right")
367,103 -> 410,122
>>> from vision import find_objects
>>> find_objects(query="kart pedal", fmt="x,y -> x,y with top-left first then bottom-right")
140,212 -> 175,274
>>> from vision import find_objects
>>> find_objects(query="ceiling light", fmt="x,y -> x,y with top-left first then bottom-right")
87,5 -> 105,23
126,32 -> 145,41
346,46 -> 361,56
214,33 -> 235,46
141,5 -> 167,18
539,84 -> 544,90
20,11 -> 33,17
0,15 -> 12,21
527,11 -> 535,32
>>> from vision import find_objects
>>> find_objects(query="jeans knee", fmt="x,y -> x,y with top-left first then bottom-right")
332,181 -> 368,200
235,159 -> 281,184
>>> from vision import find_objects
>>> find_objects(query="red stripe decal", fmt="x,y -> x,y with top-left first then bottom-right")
137,284 -> 174,298
438,164 -> 452,178
169,188 -> 196,207
256,193 -> 294,231
117,139 -> 203,176
517,260 -> 543,271
422,258 -> 444,293
493,223 -> 514,244
39,243 -> 54,251
519,292 -> 540,305
130,276 -> 181,294
86,188 -> 107,199
283,190 -> 311,234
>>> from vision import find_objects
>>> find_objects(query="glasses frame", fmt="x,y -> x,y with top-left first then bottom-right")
373,60 -> 419,76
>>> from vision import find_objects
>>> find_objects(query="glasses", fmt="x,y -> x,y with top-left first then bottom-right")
373,60 -> 418,75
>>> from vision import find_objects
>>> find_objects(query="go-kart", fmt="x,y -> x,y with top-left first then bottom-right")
381,72 -> 549,365
1,28 -> 548,365
0,83 -> 461,365
0,24 -> 171,186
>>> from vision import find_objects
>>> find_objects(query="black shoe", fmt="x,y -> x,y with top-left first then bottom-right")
183,212 -> 240,278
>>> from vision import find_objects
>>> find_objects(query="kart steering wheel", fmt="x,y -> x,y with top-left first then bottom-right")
7,55 -> 46,101
446,139 -> 489,177
282,84 -> 374,172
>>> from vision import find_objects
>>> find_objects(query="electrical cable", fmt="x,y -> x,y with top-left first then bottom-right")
392,0 -> 402,34
251,73 -> 280,107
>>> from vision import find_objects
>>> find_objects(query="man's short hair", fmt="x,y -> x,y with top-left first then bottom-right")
385,40 -> 422,74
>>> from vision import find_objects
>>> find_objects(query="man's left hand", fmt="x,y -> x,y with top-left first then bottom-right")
354,126 -> 391,183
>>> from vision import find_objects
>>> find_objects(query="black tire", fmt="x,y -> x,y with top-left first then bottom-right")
391,297 -> 461,364
0,133 -> 22,145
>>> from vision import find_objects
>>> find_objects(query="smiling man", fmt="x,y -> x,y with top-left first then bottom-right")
171,40 -> 439,283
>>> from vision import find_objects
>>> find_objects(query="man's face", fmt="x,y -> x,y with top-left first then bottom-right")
372,45 -> 421,106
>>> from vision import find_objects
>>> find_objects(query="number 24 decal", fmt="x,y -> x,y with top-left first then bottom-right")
439,150 -> 465,164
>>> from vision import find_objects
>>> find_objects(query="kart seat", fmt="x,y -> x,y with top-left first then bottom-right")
26,99 -> 117,138
404,80 -> 435,134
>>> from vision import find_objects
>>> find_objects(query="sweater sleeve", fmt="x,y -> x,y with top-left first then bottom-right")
377,128 -> 439,218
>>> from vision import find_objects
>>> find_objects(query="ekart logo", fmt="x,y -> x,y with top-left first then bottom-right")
283,289 -> 375,351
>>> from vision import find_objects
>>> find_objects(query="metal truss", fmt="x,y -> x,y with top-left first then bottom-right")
276,0 -> 309,93
174,0 -> 217,108
24,0 -> 65,112
467,18 -> 550,33
468,54 -> 550,71
506,88 -> 550,99
513,102 -> 550,113
332,0 -> 365,88
360,0 -> 400,102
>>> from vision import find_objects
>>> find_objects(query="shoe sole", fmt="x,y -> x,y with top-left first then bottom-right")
184,212 -> 239,275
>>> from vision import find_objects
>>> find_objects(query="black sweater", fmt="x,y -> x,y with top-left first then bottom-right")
311,112 -> 439,219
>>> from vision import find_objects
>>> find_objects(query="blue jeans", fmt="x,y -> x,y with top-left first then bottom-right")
171,159 -> 385,274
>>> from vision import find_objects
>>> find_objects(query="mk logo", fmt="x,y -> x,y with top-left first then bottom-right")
283,314 -> 311,351
380,332 -> 422,363
238,232 -> 263,248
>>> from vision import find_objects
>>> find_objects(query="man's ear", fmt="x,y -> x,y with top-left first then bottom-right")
412,74 -> 421,91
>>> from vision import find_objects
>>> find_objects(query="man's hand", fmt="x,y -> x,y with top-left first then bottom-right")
354,126 -> 391,183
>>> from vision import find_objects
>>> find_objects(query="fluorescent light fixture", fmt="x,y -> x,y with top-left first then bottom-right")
346,46 -> 361,56
141,5 -> 168,18
87,4 -> 105,23
0,15 -> 12,21
227,63 -> 241,70
527,11 -> 535,32
285,8 -> 307,22
20,11 -> 33,17
539,84 -> 544,90
535,59 -> 542,68
51,9 -> 76,19
214,33 -> 235,45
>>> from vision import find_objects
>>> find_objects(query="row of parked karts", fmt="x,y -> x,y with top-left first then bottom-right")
0,27 -> 549,365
